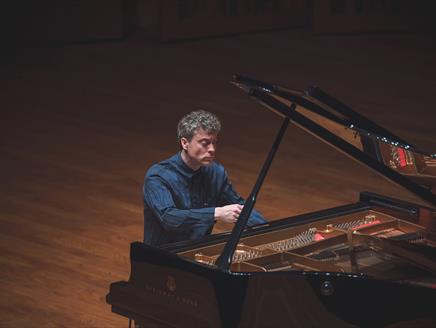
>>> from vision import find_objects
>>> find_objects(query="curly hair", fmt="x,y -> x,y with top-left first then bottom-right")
177,110 -> 221,141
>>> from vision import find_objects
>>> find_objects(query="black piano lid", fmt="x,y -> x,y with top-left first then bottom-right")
232,74 -> 436,209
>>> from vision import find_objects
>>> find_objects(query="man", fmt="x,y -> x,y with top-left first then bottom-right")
143,110 -> 266,246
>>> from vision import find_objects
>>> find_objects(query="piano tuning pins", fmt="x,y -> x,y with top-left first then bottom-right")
333,215 -> 377,231
262,228 -> 317,252
194,253 -> 214,265
231,246 -> 262,263
364,214 -> 376,222
194,244 -> 265,265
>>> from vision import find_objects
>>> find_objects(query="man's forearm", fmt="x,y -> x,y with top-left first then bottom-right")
158,207 -> 215,231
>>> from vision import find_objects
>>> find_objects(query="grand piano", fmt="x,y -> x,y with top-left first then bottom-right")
107,75 -> 436,328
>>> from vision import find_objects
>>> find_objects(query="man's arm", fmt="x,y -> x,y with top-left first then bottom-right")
143,177 -> 215,234
143,176 -> 248,238
219,171 -> 267,226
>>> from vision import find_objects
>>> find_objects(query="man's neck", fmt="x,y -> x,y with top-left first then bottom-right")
180,150 -> 201,171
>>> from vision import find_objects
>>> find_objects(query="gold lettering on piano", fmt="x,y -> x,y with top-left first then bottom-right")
144,283 -> 199,308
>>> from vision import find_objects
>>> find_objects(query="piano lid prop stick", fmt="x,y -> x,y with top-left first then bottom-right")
215,106 -> 293,272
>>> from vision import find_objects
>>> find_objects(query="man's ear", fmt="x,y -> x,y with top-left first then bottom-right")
180,137 -> 189,150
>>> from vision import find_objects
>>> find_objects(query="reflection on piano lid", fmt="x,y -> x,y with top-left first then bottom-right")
232,74 -> 436,204
107,76 -> 436,328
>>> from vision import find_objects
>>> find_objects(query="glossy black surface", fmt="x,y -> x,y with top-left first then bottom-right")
107,193 -> 436,327
232,75 -> 436,207
107,77 -> 436,327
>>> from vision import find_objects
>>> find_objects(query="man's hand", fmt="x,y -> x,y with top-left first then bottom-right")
214,204 -> 243,224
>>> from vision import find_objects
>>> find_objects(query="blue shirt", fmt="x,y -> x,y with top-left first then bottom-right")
143,152 -> 267,246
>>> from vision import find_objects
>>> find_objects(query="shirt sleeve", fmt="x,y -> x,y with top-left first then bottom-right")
219,171 -> 268,226
143,176 -> 215,233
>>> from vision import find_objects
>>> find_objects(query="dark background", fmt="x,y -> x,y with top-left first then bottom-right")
1,1 -> 436,327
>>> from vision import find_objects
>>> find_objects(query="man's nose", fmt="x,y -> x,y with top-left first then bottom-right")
208,143 -> 216,153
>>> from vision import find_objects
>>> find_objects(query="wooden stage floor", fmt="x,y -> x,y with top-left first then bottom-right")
1,29 -> 436,327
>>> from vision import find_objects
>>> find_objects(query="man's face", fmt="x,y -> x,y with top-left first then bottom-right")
181,128 -> 217,168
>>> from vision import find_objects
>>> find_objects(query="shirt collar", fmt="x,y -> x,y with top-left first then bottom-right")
171,151 -> 201,179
